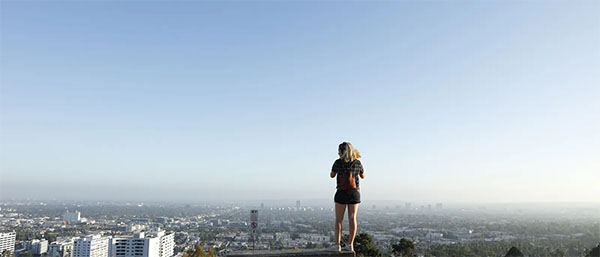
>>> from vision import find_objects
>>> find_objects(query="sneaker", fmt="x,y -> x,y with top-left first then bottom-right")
328,244 -> 341,252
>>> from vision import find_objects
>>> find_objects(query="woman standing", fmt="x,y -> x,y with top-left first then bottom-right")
330,142 -> 365,252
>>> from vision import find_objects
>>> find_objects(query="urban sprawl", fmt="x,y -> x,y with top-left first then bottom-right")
0,201 -> 598,256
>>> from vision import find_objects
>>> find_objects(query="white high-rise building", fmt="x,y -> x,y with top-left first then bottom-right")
63,211 -> 82,224
25,239 -> 48,255
155,231 -> 174,257
109,231 -> 174,257
73,235 -> 109,257
110,232 -> 158,257
0,232 -> 16,254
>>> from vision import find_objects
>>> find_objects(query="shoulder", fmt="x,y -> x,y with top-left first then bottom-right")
353,160 -> 364,172
332,159 -> 341,170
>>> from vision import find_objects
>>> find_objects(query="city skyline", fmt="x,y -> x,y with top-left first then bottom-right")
1,1 -> 599,203
1,200 -> 598,256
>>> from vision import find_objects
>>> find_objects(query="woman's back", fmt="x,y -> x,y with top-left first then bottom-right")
330,142 -> 365,253
332,159 -> 364,190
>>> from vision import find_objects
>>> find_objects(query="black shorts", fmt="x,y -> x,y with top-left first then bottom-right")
334,189 -> 361,204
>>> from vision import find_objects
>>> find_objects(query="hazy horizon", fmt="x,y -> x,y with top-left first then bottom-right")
1,1 -> 599,203
2,196 -> 600,207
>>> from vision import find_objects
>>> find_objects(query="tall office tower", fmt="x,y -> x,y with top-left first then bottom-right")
110,231 -> 174,257
0,232 -> 16,254
296,200 -> 300,208
73,235 -> 109,257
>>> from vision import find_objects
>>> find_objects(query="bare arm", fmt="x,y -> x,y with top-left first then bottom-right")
330,171 -> 336,178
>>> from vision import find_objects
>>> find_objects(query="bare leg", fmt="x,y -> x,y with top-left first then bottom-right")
334,203 -> 346,246
347,203 -> 359,249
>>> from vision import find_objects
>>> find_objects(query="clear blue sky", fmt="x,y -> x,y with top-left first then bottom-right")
1,1 -> 598,203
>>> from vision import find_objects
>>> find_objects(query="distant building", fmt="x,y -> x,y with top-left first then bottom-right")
48,239 -> 74,257
154,217 -> 172,224
425,232 -> 443,241
0,232 -> 16,254
63,211 -> 81,224
210,219 -> 222,227
127,224 -> 146,232
25,239 -> 48,255
296,201 -> 300,208
405,203 -> 411,209
110,231 -> 174,257
73,235 -> 109,257
436,203 -> 443,209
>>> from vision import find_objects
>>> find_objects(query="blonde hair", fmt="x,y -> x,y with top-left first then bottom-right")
339,142 -> 361,162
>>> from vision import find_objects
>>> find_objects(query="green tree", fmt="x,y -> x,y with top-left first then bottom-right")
586,243 -> 599,257
44,232 -> 57,243
186,246 -> 216,257
505,246 -> 524,257
1,250 -> 13,257
353,233 -> 382,257
392,238 -> 416,257
190,246 -> 205,257
205,248 -> 216,257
